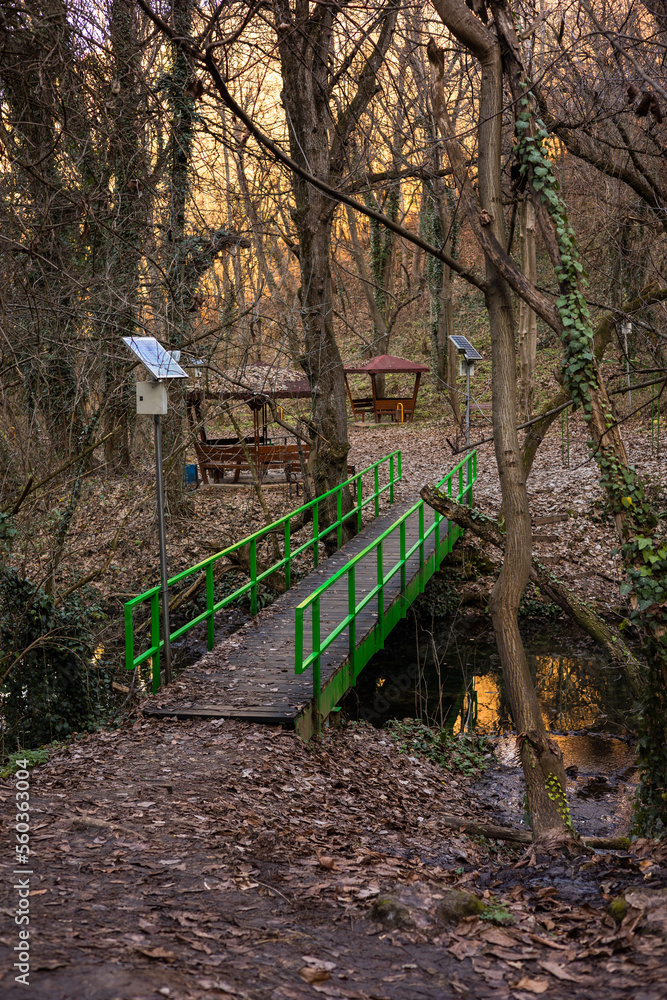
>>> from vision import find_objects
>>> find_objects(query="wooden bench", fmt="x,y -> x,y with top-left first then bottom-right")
470,402 -> 492,425
373,398 -> 417,423
349,396 -> 375,422
193,439 -> 310,485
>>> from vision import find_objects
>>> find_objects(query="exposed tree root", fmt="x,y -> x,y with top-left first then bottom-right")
437,813 -> 630,850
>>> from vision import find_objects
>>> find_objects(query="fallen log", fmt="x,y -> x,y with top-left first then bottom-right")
420,484 -> 643,698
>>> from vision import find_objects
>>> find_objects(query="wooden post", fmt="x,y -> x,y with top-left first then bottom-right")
344,373 -> 358,422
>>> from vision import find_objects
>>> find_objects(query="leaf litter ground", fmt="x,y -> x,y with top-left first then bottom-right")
1,717 -> 666,1000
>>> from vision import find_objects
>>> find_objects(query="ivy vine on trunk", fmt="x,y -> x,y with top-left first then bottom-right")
515,100 -> 667,836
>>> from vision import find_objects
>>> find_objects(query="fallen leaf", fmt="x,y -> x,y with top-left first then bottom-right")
513,977 -> 549,994
528,933 -> 568,951
299,966 -> 331,984
301,957 -> 336,971
479,927 -> 516,948
448,939 -> 481,961
136,946 -> 176,961
539,960 -> 582,982
197,978 -> 241,994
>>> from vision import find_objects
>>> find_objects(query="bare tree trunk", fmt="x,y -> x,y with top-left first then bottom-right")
345,206 -> 391,351
272,0 -> 398,503
104,0 -> 149,471
161,0 -> 196,511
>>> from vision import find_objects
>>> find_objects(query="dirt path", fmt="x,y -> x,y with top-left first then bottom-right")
2,718 -> 666,1000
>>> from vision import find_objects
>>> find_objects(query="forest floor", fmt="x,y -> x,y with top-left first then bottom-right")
2,414 -> 666,998
1,716 -> 667,1000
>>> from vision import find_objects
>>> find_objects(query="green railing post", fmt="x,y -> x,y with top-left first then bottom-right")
250,538 -> 258,615
348,565 -> 356,685
357,476 -> 363,532
150,591 -> 161,693
295,606 -> 304,673
418,502 -> 425,592
400,520 -> 406,612
124,603 -> 134,672
458,465 -> 463,499
313,502 -> 319,568
374,463 -> 380,517
336,487 -> 343,548
377,540 -> 384,649
389,454 -> 394,504
284,519 -> 291,590
313,597 -> 321,731
206,562 -> 215,650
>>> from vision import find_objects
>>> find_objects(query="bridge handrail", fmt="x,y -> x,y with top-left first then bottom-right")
294,451 -> 477,714
124,450 -> 402,690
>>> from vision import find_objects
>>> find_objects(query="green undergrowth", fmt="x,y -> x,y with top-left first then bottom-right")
386,718 -> 494,776
480,898 -> 515,925
0,741 -> 68,778
518,582 -> 562,619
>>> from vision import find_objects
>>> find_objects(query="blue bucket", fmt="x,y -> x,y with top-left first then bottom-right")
184,463 -> 198,486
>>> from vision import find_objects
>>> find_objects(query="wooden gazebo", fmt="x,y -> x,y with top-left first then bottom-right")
344,354 -> 429,423
187,361 -> 311,484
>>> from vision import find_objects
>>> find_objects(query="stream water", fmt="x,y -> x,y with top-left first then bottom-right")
346,616 -> 638,837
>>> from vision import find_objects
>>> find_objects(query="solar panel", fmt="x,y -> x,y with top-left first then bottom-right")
122,337 -> 188,380
449,335 -> 483,361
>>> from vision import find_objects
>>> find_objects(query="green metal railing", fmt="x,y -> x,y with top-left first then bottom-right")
124,451 -> 402,691
294,451 -> 477,726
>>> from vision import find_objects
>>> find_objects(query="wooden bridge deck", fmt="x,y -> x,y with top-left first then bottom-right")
143,495 -> 461,738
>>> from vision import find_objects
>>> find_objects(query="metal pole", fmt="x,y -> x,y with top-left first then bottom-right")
465,362 -> 471,505
154,412 -> 172,685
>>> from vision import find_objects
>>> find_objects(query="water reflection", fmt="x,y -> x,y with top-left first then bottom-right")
471,653 -> 630,737
350,621 -> 637,774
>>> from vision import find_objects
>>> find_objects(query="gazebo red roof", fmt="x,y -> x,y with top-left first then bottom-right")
344,354 -> 429,375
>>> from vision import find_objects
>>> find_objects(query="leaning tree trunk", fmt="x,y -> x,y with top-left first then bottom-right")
486,270 -> 570,835
428,5 -> 570,837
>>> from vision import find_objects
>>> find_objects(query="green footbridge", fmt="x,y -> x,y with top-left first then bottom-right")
125,450 -> 476,738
